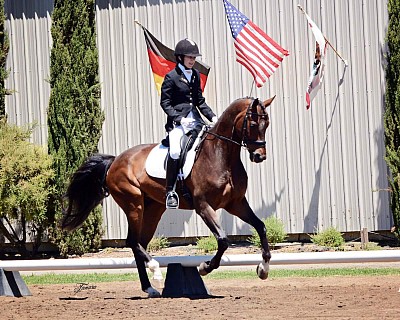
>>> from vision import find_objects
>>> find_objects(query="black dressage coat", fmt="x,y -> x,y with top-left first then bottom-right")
160,66 -> 215,132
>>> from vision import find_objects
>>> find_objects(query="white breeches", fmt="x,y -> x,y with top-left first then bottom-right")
168,126 -> 185,159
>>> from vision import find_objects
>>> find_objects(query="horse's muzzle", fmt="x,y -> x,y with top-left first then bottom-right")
249,150 -> 266,163
246,140 -> 266,163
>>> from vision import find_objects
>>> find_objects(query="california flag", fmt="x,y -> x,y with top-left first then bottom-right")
305,13 -> 327,109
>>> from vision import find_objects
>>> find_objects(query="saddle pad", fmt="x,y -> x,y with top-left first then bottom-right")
145,139 -> 200,179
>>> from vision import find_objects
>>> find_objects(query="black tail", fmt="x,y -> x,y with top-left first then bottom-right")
61,154 -> 116,231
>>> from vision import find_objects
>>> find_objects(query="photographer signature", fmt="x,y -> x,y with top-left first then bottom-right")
74,282 -> 97,294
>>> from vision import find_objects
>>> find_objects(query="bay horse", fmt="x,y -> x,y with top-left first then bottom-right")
61,96 -> 275,297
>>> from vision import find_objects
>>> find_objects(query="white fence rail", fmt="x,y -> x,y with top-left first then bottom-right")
2,250 -> 400,271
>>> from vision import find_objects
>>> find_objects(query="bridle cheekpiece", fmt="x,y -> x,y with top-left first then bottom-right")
241,98 -> 268,149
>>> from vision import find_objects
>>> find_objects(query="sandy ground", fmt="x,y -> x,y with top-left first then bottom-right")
2,243 -> 400,319
1,276 -> 400,320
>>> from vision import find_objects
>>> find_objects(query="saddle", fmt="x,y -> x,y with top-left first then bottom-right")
145,125 -> 205,180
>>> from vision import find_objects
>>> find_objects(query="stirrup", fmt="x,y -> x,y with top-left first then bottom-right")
166,191 -> 179,209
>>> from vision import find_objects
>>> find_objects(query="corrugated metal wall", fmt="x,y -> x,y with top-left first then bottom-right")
4,0 -> 391,240
5,0 -> 52,144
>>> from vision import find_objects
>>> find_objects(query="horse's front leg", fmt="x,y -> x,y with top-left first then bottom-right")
195,203 -> 229,276
226,198 -> 271,280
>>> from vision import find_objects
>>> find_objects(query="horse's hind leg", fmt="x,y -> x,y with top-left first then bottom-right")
126,228 -> 157,295
139,199 -> 167,285
112,186 -> 161,297
125,198 -> 166,297
226,198 -> 271,280
126,229 -> 161,297
195,203 -> 229,276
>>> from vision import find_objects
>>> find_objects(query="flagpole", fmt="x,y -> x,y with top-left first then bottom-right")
249,80 -> 255,97
297,4 -> 348,67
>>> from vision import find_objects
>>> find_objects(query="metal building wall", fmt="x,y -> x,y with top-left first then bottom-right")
5,0 -> 52,144
4,0 -> 391,240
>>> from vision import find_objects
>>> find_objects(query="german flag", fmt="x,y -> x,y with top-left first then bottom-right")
140,25 -> 210,95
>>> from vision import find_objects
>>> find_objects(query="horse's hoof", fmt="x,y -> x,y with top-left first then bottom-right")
256,262 -> 269,280
198,261 -> 210,276
145,287 -> 161,298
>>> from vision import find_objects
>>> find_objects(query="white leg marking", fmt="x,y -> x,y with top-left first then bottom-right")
147,258 -> 163,280
259,260 -> 270,273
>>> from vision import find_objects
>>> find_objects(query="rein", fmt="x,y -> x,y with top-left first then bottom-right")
202,129 -> 244,147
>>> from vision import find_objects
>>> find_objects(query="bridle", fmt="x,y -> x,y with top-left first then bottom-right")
241,98 -> 268,149
204,98 -> 268,151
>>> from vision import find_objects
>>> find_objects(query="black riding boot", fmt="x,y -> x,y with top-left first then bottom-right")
165,156 -> 179,209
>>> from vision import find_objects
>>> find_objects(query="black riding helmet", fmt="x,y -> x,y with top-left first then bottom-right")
174,38 -> 202,62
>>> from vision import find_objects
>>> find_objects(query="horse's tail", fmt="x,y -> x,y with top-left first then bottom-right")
60,153 -> 116,231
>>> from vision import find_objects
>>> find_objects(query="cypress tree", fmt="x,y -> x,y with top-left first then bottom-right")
0,0 -> 9,119
48,0 -> 104,255
385,0 -> 400,240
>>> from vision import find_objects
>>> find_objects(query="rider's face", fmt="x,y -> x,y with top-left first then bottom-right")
183,55 -> 196,69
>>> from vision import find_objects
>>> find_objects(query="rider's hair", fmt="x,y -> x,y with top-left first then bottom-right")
175,55 -> 184,64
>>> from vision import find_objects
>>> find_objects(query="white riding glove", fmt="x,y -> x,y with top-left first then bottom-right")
180,117 -> 196,127
211,116 -> 218,125
180,117 -> 196,133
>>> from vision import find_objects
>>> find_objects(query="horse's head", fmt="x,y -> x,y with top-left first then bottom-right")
208,96 -> 274,163
240,96 -> 274,163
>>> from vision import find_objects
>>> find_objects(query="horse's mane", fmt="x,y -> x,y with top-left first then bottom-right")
216,96 -> 256,125
231,96 -> 255,103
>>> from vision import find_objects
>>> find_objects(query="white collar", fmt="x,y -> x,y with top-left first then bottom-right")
178,63 -> 193,81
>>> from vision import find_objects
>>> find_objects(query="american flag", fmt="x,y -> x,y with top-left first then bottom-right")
223,0 -> 289,87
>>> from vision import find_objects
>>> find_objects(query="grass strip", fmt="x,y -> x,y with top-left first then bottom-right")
22,267 -> 400,285
208,267 -> 400,279
23,273 -> 139,285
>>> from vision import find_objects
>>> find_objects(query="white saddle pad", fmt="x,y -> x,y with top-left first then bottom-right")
145,137 -> 201,179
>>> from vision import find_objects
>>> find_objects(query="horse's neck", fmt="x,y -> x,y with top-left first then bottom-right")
203,123 -> 242,169
199,102 -> 247,168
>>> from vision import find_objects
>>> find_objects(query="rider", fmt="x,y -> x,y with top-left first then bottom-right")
160,38 -> 218,209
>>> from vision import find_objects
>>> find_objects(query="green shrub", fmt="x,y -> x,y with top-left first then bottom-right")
196,235 -> 218,253
48,206 -> 103,257
310,227 -> 345,248
0,120 -> 55,256
385,0 -> 400,241
147,236 -> 170,252
248,216 -> 287,248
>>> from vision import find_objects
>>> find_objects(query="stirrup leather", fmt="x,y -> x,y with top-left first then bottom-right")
166,191 -> 179,209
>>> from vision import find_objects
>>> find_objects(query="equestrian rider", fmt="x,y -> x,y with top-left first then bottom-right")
160,38 -> 218,209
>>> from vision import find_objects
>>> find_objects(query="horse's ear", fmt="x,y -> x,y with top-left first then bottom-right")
251,98 -> 259,109
263,95 -> 276,108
